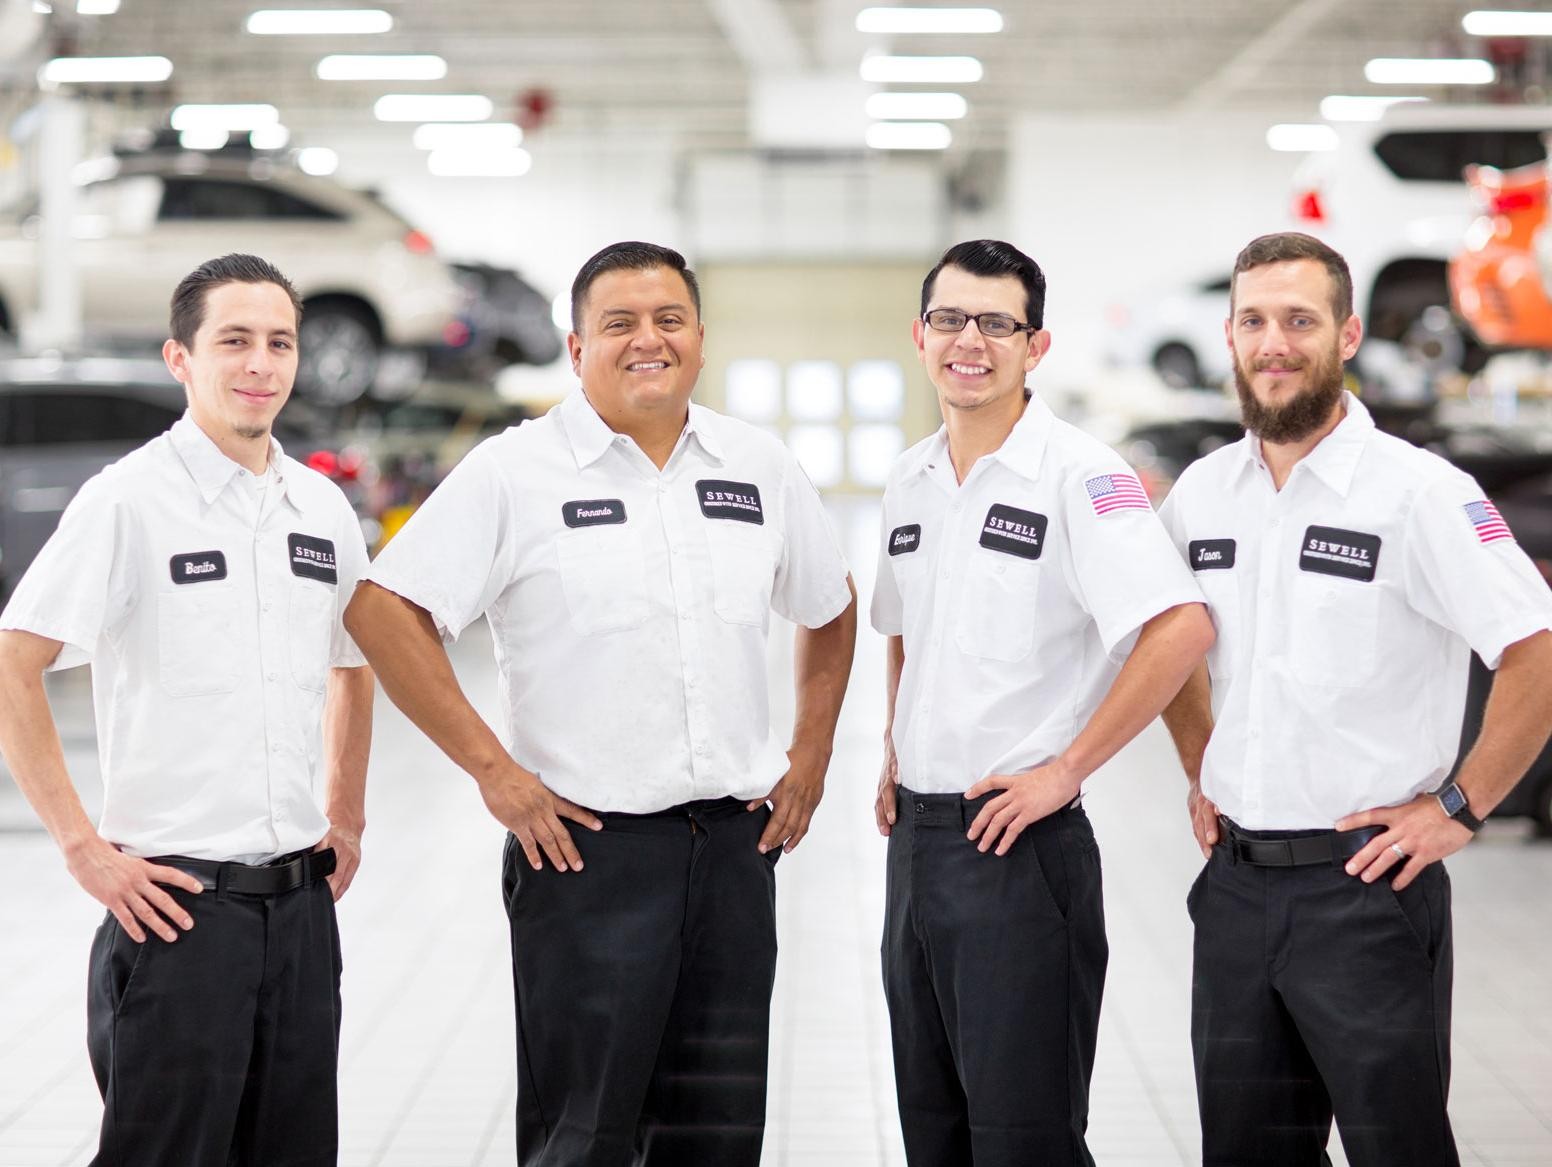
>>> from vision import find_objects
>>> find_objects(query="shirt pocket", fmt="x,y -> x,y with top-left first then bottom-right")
555,526 -> 649,635
1198,573 -> 1240,681
1289,576 -> 1382,690
157,587 -> 241,697
955,551 -> 1041,663
707,523 -> 779,627
288,581 -> 336,693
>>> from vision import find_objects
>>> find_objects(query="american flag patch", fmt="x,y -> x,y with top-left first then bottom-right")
1463,499 -> 1513,545
1085,472 -> 1152,516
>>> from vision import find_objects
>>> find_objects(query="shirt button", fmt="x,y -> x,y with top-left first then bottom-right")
270,743 -> 281,753
694,744 -> 708,757
261,602 -> 272,612
266,671 -> 277,681
940,569 -> 950,579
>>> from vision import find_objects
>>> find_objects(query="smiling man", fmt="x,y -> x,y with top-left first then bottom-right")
870,240 -> 1213,1165
1160,232 -> 1552,1165
344,241 -> 856,1166
0,253 -> 373,1166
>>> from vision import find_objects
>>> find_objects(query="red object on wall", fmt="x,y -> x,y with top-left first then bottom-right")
515,88 -> 553,132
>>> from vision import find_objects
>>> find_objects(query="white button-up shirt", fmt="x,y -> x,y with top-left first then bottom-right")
870,394 -> 1203,794
0,413 -> 369,861
1159,392 -> 1552,829
364,389 -> 852,814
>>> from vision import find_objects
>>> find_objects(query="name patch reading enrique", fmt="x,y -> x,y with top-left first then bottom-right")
888,524 -> 922,556
288,534 -> 338,584
1298,525 -> 1380,582
170,550 -> 227,584
978,504 -> 1047,560
697,479 -> 764,525
1189,538 -> 1237,571
562,498 -> 627,528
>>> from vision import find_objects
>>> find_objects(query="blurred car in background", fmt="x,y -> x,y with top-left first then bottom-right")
1450,157 -> 1552,350
431,262 -> 565,382
0,356 -> 360,601
0,150 -> 462,405
1104,273 -> 1232,389
1291,103 -> 1552,380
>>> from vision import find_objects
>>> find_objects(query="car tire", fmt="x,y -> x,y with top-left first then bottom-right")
1370,279 -> 1488,380
298,302 -> 381,406
1153,343 -> 1203,390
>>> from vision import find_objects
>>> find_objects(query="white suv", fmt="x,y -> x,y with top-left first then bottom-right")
1290,104 -> 1552,380
0,151 -> 462,404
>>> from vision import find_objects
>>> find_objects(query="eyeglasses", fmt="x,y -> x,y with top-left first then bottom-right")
922,309 -> 1036,338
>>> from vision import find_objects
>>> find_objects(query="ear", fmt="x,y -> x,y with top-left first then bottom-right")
566,331 -> 583,377
699,321 -> 706,367
1223,315 -> 1235,358
162,337 -> 190,385
911,315 -> 927,365
1338,313 -> 1362,363
1024,329 -> 1052,373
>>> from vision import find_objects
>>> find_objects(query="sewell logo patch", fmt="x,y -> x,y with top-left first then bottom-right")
697,479 -> 764,525
1189,539 -> 1236,571
170,550 -> 227,584
562,498 -> 627,528
979,504 -> 1047,560
1298,525 -> 1380,582
888,523 -> 921,556
288,533 -> 338,584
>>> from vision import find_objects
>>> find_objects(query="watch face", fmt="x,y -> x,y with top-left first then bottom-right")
1439,784 -> 1467,816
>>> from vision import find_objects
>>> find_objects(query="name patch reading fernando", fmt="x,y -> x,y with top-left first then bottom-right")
562,499 -> 628,528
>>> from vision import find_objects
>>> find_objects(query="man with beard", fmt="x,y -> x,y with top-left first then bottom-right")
1159,231 -> 1552,1166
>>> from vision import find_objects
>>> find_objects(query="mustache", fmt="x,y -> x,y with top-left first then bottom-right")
1252,358 -> 1308,372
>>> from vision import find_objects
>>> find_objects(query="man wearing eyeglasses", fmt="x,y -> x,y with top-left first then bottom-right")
870,239 -> 1214,1165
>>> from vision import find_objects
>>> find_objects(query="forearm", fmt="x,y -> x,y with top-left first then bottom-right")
321,665 -> 374,830
1455,630 -> 1552,816
0,632 -> 97,854
789,581 -> 858,760
1162,661 -> 1214,784
882,634 -> 904,752
1058,602 -> 1215,784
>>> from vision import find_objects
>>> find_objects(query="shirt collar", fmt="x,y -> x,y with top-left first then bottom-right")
906,393 -> 1053,483
169,412 -> 290,506
1230,390 -> 1372,497
559,388 -> 721,469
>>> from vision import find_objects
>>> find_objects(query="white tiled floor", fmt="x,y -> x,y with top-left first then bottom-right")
3,498 -> 1551,1165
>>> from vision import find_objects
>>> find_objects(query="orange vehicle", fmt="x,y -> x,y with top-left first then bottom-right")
1449,157 -> 1552,349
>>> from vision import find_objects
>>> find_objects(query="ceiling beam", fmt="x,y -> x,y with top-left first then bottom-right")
1176,0 -> 1345,112
703,0 -> 807,74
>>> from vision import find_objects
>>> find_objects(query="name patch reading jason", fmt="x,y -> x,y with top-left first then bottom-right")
562,498 -> 627,528
979,504 -> 1047,560
697,479 -> 764,525
170,551 -> 227,584
888,524 -> 922,556
288,534 -> 338,584
1189,539 -> 1237,571
1299,525 -> 1380,582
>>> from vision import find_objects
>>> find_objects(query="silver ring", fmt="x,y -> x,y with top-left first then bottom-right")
1389,843 -> 1406,859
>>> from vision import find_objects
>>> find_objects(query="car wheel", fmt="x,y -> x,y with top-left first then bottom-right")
1371,279 -> 1487,380
298,303 -> 380,406
1153,343 -> 1203,389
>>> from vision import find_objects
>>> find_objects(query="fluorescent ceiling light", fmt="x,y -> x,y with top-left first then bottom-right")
296,147 -> 339,176
317,54 -> 446,81
33,2 -> 52,13
860,56 -> 983,84
374,94 -> 493,122
40,56 -> 173,84
249,124 -> 291,149
1463,10 -> 1552,37
412,122 -> 524,150
866,122 -> 953,150
426,147 -> 533,177
856,6 -> 1003,34
171,103 -> 279,131
1364,58 -> 1494,85
179,129 -> 230,151
76,0 -> 121,13
866,92 -> 968,120
246,9 -> 392,35
1266,123 -> 1339,152
1318,94 -> 1427,121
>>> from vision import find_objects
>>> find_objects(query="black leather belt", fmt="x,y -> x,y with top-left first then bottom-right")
149,848 -> 336,895
1222,822 -> 1382,868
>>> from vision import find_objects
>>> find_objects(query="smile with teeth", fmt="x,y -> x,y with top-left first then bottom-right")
627,360 -> 669,372
949,362 -> 990,376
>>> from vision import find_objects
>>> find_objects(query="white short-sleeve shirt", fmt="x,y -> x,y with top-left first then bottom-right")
0,413 -> 370,861
870,394 -> 1204,794
1158,392 -> 1552,829
364,389 -> 853,814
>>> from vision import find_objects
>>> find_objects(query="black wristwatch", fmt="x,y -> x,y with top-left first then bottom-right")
1433,780 -> 1484,833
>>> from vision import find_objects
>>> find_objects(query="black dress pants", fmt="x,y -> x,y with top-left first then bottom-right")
883,788 -> 1108,1167
86,867 -> 341,1167
1190,836 -> 1459,1167
501,797 -> 779,1167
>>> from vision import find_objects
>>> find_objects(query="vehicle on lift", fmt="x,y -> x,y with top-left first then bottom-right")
0,151 -> 462,405
430,262 -> 565,382
1103,273 -> 1232,389
1449,155 -> 1552,351
1291,104 -> 1552,380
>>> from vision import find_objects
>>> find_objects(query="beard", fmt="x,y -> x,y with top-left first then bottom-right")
1233,345 -> 1346,444
232,423 -> 271,442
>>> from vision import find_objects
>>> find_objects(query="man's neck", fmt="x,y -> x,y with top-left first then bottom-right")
195,417 -> 271,475
943,392 -> 1026,485
1260,398 -> 1346,492
587,393 -> 688,471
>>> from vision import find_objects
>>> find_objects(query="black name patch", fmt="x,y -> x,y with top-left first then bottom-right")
697,479 -> 764,525
562,498 -> 627,528
888,523 -> 922,556
1189,538 -> 1237,571
1299,525 -> 1380,582
288,534 -> 338,584
170,550 -> 227,584
978,504 -> 1047,560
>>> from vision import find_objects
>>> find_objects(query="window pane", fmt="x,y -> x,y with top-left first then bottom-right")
849,424 -> 904,487
787,360 -> 842,422
725,358 -> 782,423
848,360 -> 904,421
788,424 -> 844,488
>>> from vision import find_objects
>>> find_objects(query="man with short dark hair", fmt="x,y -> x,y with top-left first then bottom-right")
0,252 -> 374,1165
872,239 -> 1214,1164
345,240 -> 857,1166
1161,231 -> 1552,1165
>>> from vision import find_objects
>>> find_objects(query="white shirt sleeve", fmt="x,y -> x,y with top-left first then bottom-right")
771,456 -> 852,629
0,473 -> 134,671
869,489 -> 904,636
1401,473 -> 1552,669
1062,459 -> 1204,656
364,442 -> 522,641
329,493 -> 371,668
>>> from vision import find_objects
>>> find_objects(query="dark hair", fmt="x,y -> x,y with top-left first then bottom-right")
570,241 -> 701,332
169,253 -> 303,348
920,239 -> 1047,330
1231,232 -> 1354,321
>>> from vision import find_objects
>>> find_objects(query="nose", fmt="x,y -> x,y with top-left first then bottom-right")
953,317 -> 988,350
1257,319 -> 1291,357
